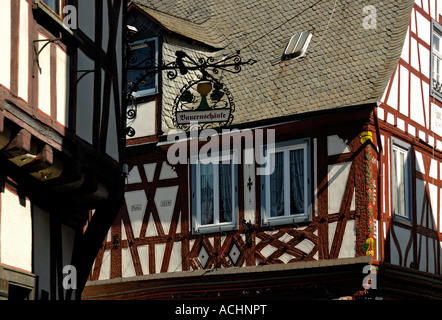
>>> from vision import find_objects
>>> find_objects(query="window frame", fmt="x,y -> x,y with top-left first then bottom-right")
127,37 -> 159,98
191,150 -> 239,234
431,20 -> 442,102
391,138 -> 412,223
40,0 -> 63,16
32,0 -> 77,43
260,138 -> 312,227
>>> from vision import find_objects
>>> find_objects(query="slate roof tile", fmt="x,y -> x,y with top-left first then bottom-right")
134,0 -> 414,129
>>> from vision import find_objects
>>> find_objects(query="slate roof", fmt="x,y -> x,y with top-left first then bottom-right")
133,0 -> 414,127
134,4 -> 227,49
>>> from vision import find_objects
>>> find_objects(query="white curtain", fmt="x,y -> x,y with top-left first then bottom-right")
219,163 -> 232,223
290,149 -> 304,214
270,152 -> 284,217
200,163 -> 214,225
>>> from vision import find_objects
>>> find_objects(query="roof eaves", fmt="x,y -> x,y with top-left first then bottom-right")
132,3 -> 227,49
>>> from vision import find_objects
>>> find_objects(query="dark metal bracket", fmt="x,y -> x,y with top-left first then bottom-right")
33,33 -> 62,77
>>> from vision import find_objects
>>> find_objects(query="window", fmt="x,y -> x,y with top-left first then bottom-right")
431,21 -> 442,100
391,139 -> 411,222
40,0 -> 62,16
192,151 -> 238,233
127,38 -> 159,97
261,139 -> 311,226
282,30 -> 313,61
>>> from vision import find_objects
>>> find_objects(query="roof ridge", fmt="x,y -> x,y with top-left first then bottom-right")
133,1 -> 212,26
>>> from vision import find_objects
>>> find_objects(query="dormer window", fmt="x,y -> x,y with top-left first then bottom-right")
127,38 -> 159,97
282,30 -> 313,61
431,21 -> 442,100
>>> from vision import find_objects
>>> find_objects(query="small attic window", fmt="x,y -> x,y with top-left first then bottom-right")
282,30 -> 313,60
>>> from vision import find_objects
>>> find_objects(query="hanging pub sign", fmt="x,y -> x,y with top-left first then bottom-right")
125,49 -> 256,135
173,78 -> 235,130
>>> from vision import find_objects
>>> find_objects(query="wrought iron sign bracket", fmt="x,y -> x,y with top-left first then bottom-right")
126,50 -> 256,136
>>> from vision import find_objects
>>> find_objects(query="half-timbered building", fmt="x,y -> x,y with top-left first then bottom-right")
0,0 -> 126,300
83,0 -> 442,299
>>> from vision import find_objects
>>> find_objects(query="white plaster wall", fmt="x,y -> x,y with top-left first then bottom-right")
143,163 -> 157,182
327,162 -> 355,214
327,135 -> 350,156
0,0 -> 10,89
137,244 -> 149,275
18,0 -> 29,102
339,220 -> 356,258
98,250 -> 111,280
127,166 -> 142,184
127,101 -> 157,138
122,247 -> 136,278
56,47 -> 69,127
155,186 -> 179,234
159,162 -> 178,180
0,188 -> 32,272
155,243 -> 166,273
125,190 -> 147,238
38,33 -> 52,116
168,242 -> 182,273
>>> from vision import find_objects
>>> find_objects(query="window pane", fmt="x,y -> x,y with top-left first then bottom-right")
42,0 -> 60,14
270,152 -> 284,217
218,163 -> 232,223
434,33 -> 440,52
392,149 -> 399,214
290,149 -> 305,214
127,41 -> 157,94
392,147 -> 408,218
398,152 -> 406,216
200,163 -> 214,225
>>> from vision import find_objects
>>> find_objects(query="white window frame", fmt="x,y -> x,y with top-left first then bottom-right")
261,138 -> 311,226
127,37 -> 159,97
431,21 -> 442,101
191,150 -> 239,234
391,138 -> 412,222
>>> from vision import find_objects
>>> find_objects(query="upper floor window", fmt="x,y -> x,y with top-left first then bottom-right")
261,138 -> 311,226
431,21 -> 442,100
391,138 -> 411,222
127,38 -> 159,97
191,151 -> 238,234
41,0 -> 62,16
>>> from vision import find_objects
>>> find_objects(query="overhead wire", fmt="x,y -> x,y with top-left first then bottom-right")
238,0 -> 328,52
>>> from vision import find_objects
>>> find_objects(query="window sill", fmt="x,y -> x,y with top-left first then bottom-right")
262,215 -> 310,227
431,89 -> 442,103
392,214 -> 412,227
193,223 -> 237,235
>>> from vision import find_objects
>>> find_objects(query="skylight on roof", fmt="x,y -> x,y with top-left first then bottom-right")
282,30 -> 313,60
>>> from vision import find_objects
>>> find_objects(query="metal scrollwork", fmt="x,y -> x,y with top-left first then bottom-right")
125,49 -> 256,136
